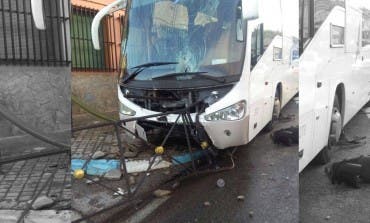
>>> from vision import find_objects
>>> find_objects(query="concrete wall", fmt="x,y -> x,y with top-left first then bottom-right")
72,72 -> 119,125
0,66 -> 71,138
70,0 -> 123,125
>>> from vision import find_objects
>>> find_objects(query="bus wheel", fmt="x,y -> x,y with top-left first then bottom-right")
265,93 -> 281,132
316,95 -> 342,164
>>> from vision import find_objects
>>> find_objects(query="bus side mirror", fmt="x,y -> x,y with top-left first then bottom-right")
31,0 -> 46,30
243,0 -> 259,20
91,0 -> 127,50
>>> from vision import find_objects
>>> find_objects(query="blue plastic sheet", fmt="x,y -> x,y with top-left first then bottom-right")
71,159 -> 120,176
71,150 -> 207,175
172,150 -> 207,165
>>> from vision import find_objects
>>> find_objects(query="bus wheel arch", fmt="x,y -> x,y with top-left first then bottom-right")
264,83 -> 282,132
335,83 -> 345,118
315,84 -> 345,164
274,83 -> 283,120
276,82 -> 282,103
331,83 -> 345,145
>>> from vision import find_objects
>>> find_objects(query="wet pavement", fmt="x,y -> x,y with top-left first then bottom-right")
300,104 -> 370,223
71,126 -> 183,222
0,140 -> 71,210
142,99 -> 299,223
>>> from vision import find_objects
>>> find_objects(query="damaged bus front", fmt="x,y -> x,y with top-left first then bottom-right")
92,0 -> 298,150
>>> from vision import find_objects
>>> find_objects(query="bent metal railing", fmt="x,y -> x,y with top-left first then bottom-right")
70,95 -> 237,223
0,96 -> 236,222
0,103 -> 70,223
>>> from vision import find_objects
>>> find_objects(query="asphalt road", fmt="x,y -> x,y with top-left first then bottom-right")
300,104 -> 370,223
142,99 -> 299,223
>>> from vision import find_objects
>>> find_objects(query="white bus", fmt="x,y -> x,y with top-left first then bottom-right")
92,0 -> 298,150
299,0 -> 370,172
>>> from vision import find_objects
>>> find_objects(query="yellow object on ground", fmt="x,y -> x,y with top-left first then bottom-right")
73,169 -> 85,179
155,146 -> 165,155
200,141 -> 209,149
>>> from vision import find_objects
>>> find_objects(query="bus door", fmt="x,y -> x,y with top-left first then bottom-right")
249,22 -> 268,138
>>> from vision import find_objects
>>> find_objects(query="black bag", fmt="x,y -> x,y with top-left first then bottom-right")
271,126 -> 298,146
326,155 -> 370,188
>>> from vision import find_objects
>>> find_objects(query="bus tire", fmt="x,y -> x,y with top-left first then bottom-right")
265,91 -> 281,132
315,95 -> 342,164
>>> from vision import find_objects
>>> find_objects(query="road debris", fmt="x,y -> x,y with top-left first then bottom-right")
126,157 -> 172,173
0,210 -> 82,223
338,134 -> 366,148
153,189 -> 172,198
31,196 -> 54,210
124,151 -> 138,158
249,211 -> 254,218
86,177 -> 100,185
104,169 -> 122,181
172,181 -> 180,189
114,188 -> 126,196
216,178 -> 225,188
129,176 -> 136,185
237,195 -> 245,201
204,201 -> 211,207
33,147 -> 47,152
72,153 -> 83,159
92,151 -> 106,159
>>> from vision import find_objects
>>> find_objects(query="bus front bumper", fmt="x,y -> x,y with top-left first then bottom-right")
120,113 -> 249,150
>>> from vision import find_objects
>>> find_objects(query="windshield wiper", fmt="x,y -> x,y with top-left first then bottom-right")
122,62 -> 178,84
153,71 -> 226,84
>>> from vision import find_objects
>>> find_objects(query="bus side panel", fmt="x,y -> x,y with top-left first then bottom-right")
280,37 -> 299,107
344,5 -> 370,124
299,7 -> 345,171
341,5 -> 364,125
248,24 -> 274,140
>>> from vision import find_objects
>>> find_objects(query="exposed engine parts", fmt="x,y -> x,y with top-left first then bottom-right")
121,85 -> 233,113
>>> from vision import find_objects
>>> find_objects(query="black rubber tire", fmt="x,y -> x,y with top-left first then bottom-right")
315,95 -> 341,165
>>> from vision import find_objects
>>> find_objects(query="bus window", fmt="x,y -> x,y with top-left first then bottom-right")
273,47 -> 283,60
330,24 -> 344,47
362,9 -> 370,47
300,0 -> 314,52
291,47 -> 299,61
314,0 -> 345,32
250,23 -> 263,70
300,0 -> 345,53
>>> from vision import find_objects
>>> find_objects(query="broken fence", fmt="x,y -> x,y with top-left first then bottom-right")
71,95 -> 237,222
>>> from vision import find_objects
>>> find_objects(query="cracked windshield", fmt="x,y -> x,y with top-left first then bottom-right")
120,0 -> 245,82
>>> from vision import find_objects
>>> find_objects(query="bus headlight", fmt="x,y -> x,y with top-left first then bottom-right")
205,101 -> 246,121
119,102 -> 136,116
